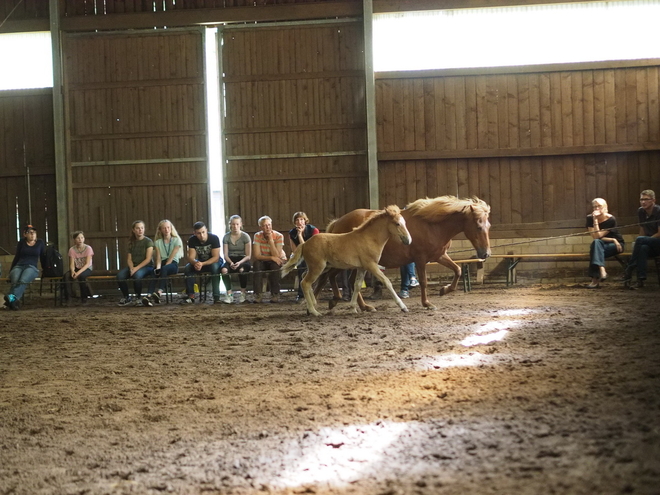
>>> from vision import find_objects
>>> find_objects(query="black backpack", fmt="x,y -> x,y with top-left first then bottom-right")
43,243 -> 64,278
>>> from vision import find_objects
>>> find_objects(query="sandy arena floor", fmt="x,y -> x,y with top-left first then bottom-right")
1,282 -> 659,495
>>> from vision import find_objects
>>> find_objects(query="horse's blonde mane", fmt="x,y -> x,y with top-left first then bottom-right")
405,195 -> 490,220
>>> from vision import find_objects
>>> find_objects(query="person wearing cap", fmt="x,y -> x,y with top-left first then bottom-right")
3,225 -> 47,310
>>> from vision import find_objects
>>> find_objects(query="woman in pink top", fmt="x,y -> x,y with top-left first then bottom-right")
64,231 -> 94,303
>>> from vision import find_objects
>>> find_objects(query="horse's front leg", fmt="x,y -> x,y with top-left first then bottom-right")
415,263 -> 436,310
436,253 -> 461,296
349,269 -> 367,314
371,267 -> 408,313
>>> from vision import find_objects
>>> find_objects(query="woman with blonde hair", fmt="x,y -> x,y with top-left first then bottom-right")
586,198 -> 624,288
145,219 -> 184,305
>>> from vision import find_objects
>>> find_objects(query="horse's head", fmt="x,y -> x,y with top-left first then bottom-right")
385,205 -> 412,246
464,199 -> 492,259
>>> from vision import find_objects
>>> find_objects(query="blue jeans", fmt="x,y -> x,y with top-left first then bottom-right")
9,264 -> 39,300
184,262 -> 221,298
625,236 -> 660,281
148,262 -> 179,294
400,262 -> 415,291
588,239 -> 621,279
117,266 -> 155,298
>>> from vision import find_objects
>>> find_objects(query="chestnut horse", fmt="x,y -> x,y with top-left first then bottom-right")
281,205 -> 412,317
317,195 -> 491,311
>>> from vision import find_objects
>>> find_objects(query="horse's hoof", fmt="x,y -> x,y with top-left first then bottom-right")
424,304 -> 437,310
438,285 -> 453,296
401,307 -> 409,313
362,305 -> 377,312
328,298 -> 339,310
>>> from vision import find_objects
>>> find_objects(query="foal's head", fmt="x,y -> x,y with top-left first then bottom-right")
384,205 -> 412,246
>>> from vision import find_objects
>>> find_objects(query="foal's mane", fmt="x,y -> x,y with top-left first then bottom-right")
355,204 -> 401,231
405,195 -> 490,221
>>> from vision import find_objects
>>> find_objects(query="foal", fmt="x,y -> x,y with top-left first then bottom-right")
281,205 -> 412,316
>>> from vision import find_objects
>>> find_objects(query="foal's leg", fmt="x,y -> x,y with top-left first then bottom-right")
369,265 -> 408,313
301,264 -> 325,317
349,269 -> 367,314
353,270 -> 376,312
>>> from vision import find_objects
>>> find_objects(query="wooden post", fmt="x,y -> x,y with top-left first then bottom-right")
50,0 -> 69,250
363,0 -> 379,209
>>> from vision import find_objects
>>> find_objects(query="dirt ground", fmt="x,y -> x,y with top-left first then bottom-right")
1,281 -> 659,495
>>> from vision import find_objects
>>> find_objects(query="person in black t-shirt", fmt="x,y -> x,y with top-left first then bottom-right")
623,189 -> 660,289
586,198 -> 624,289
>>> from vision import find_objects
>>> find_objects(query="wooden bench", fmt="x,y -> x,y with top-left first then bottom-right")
489,253 -> 631,286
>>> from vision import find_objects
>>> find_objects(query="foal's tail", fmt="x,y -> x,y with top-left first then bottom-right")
281,245 -> 304,278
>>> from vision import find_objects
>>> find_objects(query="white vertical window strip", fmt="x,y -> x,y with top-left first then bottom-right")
0,32 -> 53,90
374,1 -> 660,71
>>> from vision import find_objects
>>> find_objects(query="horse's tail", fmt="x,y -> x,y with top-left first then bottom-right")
326,218 -> 338,233
281,245 -> 304,278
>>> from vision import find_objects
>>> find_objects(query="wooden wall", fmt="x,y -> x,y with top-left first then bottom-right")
376,66 -> 660,233
221,21 -> 368,233
63,29 -> 207,271
0,89 -> 56,255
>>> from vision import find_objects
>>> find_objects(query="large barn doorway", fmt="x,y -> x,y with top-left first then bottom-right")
218,20 -> 370,237
62,29 -> 210,271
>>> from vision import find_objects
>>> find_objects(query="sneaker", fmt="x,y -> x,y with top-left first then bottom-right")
182,296 -> 195,304
150,292 -> 161,304
6,294 -> 19,310
409,277 -> 419,287
398,290 -> 410,299
220,293 -> 232,304
117,297 -> 132,307
238,292 -> 246,303
142,296 -> 153,307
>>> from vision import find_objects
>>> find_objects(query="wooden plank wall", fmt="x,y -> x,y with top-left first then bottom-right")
376,66 -> 660,232
63,30 -> 207,271
222,21 -> 368,234
0,89 -> 56,255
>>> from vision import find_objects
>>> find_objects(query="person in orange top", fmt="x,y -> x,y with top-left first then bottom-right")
253,215 -> 286,303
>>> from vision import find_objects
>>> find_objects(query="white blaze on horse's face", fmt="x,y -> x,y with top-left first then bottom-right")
469,208 -> 491,259
396,216 -> 412,245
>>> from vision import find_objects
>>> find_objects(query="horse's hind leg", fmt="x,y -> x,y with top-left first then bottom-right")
370,266 -> 409,313
348,270 -> 375,312
301,266 -> 325,317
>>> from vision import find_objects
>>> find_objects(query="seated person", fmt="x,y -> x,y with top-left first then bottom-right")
585,198 -> 624,289
63,230 -> 94,303
623,189 -> 660,289
253,215 -> 286,303
117,220 -> 154,306
288,211 -> 319,301
145,219 -> 184,305
183,221 -> 223,304
221,215 -> 252,304
4,225 -> 46,310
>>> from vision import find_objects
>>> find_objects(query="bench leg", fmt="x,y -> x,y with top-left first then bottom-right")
461,263 -> 471,292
